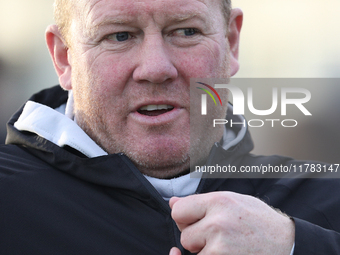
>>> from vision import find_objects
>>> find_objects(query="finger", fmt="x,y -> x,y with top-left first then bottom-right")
169,247 -> 180,255
171,194 -> 208,231
170,197 -> 187,231
180,220 -> 206,253
169,247 -> 182,255
169,196 -> 181,209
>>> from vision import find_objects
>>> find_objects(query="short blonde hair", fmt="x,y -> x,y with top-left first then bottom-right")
54,0 -> 232,44
222,0 -> 232,26
53,0 -> 74,45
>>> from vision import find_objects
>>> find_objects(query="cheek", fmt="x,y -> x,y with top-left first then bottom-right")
84,52 -> 135,94
174,42 -> 227,78
72,55 -> 133,116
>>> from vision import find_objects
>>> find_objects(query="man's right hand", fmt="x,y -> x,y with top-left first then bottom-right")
169,192 -> 295,255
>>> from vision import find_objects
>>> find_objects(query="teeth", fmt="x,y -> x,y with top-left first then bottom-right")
157,105 -> 171,110
140,105 -> 158,111
139,105 -> 174,111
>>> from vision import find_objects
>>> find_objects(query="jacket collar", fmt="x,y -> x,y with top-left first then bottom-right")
6,85 -> 254,198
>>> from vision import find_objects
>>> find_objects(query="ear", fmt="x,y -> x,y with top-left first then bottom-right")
46,25 -> 72,90
227,8 -> 243,77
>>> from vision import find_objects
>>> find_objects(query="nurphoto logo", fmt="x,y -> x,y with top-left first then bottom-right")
196,82 -> 223,115
196,81 -> 312,128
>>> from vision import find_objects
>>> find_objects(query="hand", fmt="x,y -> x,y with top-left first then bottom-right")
169,192 -> 295,255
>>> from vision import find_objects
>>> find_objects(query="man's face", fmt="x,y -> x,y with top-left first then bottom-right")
66,0 -> 237,178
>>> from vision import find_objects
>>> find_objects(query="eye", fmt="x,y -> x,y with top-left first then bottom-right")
106,32 -> 131,42
175,28 -> 200,37
183,28 -> 198,36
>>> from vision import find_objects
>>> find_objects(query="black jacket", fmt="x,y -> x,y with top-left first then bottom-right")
1,86 -> 340,254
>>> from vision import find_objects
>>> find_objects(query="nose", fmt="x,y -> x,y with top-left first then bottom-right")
133,35 -> 178,84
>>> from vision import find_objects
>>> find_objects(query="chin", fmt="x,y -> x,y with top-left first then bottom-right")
125,147 -> 190,179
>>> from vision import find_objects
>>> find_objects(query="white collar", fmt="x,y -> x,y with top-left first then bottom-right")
15,100 -> 107,158
14,96 -> 201,200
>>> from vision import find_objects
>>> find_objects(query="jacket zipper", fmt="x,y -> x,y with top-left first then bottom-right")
119,154 -> 184,252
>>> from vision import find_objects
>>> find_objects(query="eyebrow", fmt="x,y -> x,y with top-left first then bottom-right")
170,12 -> 201,22
87,10 -> 205,37
86,16 -> 133,38
93,12 -> 202,26
92,16 -> 133,28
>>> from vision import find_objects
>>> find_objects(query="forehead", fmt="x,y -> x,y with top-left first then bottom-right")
78,0 -> 224,26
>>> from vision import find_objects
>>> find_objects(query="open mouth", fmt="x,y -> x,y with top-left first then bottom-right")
137,105 -> 175,116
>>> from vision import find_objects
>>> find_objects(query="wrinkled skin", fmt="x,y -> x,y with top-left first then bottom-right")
46,0 -> 241,178
46,1 -> 294,254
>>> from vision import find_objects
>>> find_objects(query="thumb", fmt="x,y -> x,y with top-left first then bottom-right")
169,196 -> 181,209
